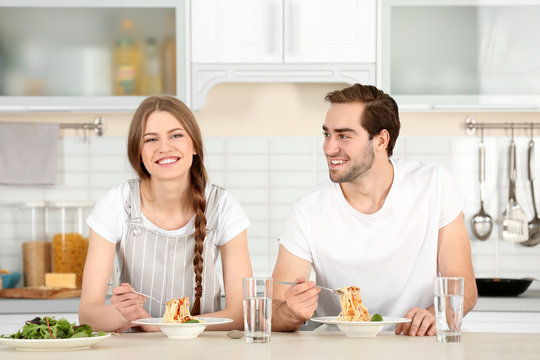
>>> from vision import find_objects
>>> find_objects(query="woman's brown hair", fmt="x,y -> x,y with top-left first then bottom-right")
127,95 -> 207,315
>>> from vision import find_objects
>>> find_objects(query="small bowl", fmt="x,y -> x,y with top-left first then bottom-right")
1,272 -> 22,289
158,322 -> 207,339
336,322 -> 384,337
311,316 -> 412,338
132,317 -> 234,339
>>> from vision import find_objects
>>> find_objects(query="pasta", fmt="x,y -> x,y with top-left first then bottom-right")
52,232 -> 89,288
336,286 -> 371,321
162,297 -> 200,323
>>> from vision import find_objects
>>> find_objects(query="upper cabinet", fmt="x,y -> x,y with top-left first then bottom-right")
191,0 -> 376,109
191,0 -> 283,63
0,0 -> 188,112
192,0 -> 375,64
379,0 -> 540,110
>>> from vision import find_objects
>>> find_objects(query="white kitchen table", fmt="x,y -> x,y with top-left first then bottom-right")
1,331 -> 539,359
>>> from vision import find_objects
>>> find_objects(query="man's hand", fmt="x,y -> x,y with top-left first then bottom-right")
284,276 -> 321,322
395,307 -> 436,336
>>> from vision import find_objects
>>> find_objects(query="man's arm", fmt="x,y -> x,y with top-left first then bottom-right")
395,212 -> 477,336
437,212 -> 478,314
271,245 -> 321,332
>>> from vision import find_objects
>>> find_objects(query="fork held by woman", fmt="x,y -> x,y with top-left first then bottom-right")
107,283 -> 164,306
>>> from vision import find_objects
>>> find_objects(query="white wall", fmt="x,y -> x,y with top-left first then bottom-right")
1,83 -> 539,290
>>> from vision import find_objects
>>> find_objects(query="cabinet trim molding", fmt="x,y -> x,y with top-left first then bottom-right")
191,63 -> 375,110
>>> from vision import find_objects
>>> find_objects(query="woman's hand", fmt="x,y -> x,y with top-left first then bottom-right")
110,283 -> 148,328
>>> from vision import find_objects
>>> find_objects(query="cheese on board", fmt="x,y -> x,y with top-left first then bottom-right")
45,272 -> 77,289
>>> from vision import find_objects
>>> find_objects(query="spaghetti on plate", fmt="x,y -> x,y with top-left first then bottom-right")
162,297 -> 200,323
337,286 -> 371,321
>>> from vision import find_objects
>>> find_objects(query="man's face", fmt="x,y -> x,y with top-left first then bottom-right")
323,102 -> 375,183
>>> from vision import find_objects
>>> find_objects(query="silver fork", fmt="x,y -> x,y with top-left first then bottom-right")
106,283 -> 164,305
277,281 -> 344,295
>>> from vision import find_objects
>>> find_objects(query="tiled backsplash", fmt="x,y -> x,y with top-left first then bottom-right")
1,135 -> 539,290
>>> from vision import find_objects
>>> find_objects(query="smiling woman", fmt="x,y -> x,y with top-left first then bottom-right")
79,96 -> 253,333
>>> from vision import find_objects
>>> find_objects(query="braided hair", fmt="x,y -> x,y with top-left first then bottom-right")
127,96 -> 208,315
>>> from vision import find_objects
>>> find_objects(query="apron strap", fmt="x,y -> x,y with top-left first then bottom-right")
126,178 -> 143,235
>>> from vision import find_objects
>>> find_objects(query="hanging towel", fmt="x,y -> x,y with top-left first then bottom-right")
0,122 -> 59,185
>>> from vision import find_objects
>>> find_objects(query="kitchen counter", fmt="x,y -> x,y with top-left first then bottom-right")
474,290 -> 540,312
1,331 -> 540,359
1,290 -> 540,314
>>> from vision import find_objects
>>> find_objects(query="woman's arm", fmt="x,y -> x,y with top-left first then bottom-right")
79,229 -> 153,332
203,229 -> 252,330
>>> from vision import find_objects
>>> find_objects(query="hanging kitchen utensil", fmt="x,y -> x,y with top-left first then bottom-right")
521,126 -> 540,246
502,126 -> 529,242
471,128 -> 493,240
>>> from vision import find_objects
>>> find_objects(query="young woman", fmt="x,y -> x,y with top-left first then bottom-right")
79,96 -> 252,332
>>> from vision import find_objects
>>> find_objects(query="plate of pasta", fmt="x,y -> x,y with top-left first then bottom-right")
132,297 -> 233,339
311,286 -> 411,337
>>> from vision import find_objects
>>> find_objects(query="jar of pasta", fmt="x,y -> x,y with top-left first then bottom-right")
19,202 -> 51,287
48,202 -> 93,288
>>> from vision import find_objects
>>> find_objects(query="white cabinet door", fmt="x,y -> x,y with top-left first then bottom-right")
284,0 -> 376,63
191,0 -> 283,63
464,311 -> 540,333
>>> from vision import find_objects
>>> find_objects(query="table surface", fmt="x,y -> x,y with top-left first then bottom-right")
1,331 -> 540,360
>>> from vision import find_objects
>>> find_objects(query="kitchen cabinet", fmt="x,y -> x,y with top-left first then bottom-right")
192,0 -> 375,64
379,0 -> 540,110
0,0 -> 188,112
464,311 -> 540,333
190,0 -> 376,109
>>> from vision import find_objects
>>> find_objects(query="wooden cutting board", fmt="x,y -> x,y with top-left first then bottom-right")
0,287 -> 81,299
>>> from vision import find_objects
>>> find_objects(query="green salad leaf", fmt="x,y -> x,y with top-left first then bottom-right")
370,313 -> 383,322
1,316 -> 107,339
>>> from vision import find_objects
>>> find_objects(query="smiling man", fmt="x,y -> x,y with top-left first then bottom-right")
271,84 -> 477,335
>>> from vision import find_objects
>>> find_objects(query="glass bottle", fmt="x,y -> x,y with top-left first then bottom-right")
113,19 -> 140,96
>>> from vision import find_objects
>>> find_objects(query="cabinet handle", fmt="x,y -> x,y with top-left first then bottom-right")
266,0 -> 280,56
285,0 -> 299,57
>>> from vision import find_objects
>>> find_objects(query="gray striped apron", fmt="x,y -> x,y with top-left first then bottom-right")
115,179 -> 223,318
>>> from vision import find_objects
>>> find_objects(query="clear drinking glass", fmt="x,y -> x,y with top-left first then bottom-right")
433,277 -> 464,343
243,277 -> 272,343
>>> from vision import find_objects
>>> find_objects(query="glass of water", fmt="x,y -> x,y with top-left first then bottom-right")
433,277 -> 464,342
243,277 -> 272,343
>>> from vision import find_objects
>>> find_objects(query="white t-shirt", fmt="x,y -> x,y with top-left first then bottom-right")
87,181 -> 250,251
278,159 -> 463,318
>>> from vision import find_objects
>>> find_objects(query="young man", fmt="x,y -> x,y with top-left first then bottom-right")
271,84 -> 477,335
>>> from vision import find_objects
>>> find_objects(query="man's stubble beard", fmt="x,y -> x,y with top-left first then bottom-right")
329,144 -> 374,183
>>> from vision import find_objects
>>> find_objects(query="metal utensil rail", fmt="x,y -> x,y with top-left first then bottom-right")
466,116 -> 540,135
59,116 -> 104,136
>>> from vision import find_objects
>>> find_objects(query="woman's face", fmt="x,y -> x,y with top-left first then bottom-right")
140,110 -> 196,182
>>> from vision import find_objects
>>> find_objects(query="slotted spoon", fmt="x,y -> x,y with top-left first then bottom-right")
471,129 -> 493,240
521,129 -> 540,247
502,129 -> 529,242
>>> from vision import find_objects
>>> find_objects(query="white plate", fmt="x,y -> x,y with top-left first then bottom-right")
0,334 -> 111,351
311,316 -> 411,337
132,317 -> 233,339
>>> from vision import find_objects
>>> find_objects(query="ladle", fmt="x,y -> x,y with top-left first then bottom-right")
471,128 -> 493,240
521,126 -> 540,247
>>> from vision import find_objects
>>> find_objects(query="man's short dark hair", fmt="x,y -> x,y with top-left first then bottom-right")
325,84 -> 400,157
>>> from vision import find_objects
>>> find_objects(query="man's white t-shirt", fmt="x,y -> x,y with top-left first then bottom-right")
278,159 -> 463,318
87,181 -> 250,255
